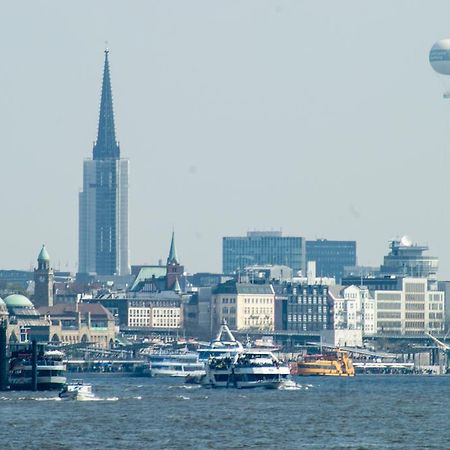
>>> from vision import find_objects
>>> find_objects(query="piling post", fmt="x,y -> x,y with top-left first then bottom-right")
0,321 -> 8,391
31,340 -> 38,391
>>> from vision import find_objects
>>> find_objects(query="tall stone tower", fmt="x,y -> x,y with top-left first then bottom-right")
78,49 -> 130,276
33,245 -> 54,308
166,231 -> 184,291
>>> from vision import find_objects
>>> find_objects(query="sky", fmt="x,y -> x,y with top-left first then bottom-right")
2,1 -> 450,276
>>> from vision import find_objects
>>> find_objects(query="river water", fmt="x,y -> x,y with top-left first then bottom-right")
1,373 -> 449,449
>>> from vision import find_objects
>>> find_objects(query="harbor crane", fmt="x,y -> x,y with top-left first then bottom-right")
425,332 -> 450,372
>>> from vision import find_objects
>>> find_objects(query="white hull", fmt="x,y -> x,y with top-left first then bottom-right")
59,381 -> 95,400
151,368 -> 205,378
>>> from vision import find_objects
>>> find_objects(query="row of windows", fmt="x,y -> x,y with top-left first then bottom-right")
222,307 -> 236,314
244,307 -> 272,315
377,293 -> 402,301
221,298 -> 236,304
378,312 -> 401,319
287,315 -> 328,322
291,297 -> 327,305
244,317 -> 272,325
243,298 -> 273,304
289,306 -> 328,314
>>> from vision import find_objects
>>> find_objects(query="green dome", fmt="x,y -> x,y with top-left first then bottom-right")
38,245 -> 50,261
4,294 -> 34,308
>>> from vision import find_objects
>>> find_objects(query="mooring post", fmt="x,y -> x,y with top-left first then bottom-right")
0,321 -> 8,391
31,340 -> 38,391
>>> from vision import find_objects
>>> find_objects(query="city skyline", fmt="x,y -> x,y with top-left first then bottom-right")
2,2 -> 450,276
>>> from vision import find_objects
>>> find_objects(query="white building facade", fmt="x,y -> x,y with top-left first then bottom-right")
330,285 -> 376,336
375,277 -> 444,335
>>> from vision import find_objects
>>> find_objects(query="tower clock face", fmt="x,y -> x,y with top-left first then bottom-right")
39,276 -> 45,283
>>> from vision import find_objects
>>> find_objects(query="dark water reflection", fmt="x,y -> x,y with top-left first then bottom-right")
1,374 -> 449,449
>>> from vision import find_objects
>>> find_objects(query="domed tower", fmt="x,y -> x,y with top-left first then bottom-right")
33,245 -> 54,308
166,231 -> 184,291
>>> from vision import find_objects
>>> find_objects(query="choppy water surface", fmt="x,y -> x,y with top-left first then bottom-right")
1,374 -> 450,449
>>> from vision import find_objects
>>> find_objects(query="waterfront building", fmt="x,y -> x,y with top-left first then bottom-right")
223,231 -> 305,275
78,49 -> 130,276
2,293 -> 115,347
33,245 -> 54,308
126,292 -> 182,329
39,303 -> 116,348
4,294 -> 51,343
92,291 -> 183,331
374,277 -> 444,336
380,236 -> 438,282
328,285 -> 376,335
212,280 -> 275,331
341,275 -> 401,291
282,283 -> 332,332
437,281 -> 450,329
305,239 -> 357,282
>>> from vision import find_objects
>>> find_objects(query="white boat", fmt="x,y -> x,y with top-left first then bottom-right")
149,352 -> 205,377
59,380 -> 95,401
185,321 -> 244,384
9,349 -> 67,391
204,348 -> 291,389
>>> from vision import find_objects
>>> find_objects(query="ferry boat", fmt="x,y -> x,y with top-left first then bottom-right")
185,320 -> 244,384
291,350 -> 355,377
59,380 -> 95,401
149,352 -> 205,377
203,349 -> 292,389
9,349 -> 67,390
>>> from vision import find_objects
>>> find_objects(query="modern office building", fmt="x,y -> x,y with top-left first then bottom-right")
222,231 -> 305,275
78,50 -> 130,276
380,237 -> 438,281
305,239 -> 356,282
374,277 -> 444,336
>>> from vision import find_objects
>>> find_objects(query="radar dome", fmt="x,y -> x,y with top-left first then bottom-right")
400,236 -> 412,247
430,39 -> 450,75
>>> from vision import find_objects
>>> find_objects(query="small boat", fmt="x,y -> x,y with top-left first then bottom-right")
59,380 -> 95,400
291,350 -> 355,377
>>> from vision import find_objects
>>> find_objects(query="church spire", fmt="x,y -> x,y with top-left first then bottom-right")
167,231 -> 179,265
93,49 -> 120,160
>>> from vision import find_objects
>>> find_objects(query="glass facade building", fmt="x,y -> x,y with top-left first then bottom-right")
306,239 -> 356,282
222,231 -> 305,275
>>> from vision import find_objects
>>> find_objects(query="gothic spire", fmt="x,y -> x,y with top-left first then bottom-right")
167,231 -> 179,265
93,49 -> 120,160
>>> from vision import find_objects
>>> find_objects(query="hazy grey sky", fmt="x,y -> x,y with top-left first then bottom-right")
2,1 -> 450,276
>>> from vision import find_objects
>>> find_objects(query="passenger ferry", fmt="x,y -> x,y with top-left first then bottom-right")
199,321 -> 291,388
9,349 -> 67,390
204,348 -> 291,389
149,352 -> 205,377
291,350 -> 355,377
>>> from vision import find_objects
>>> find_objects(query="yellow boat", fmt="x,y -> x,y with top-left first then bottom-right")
291,350 -> 355,377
